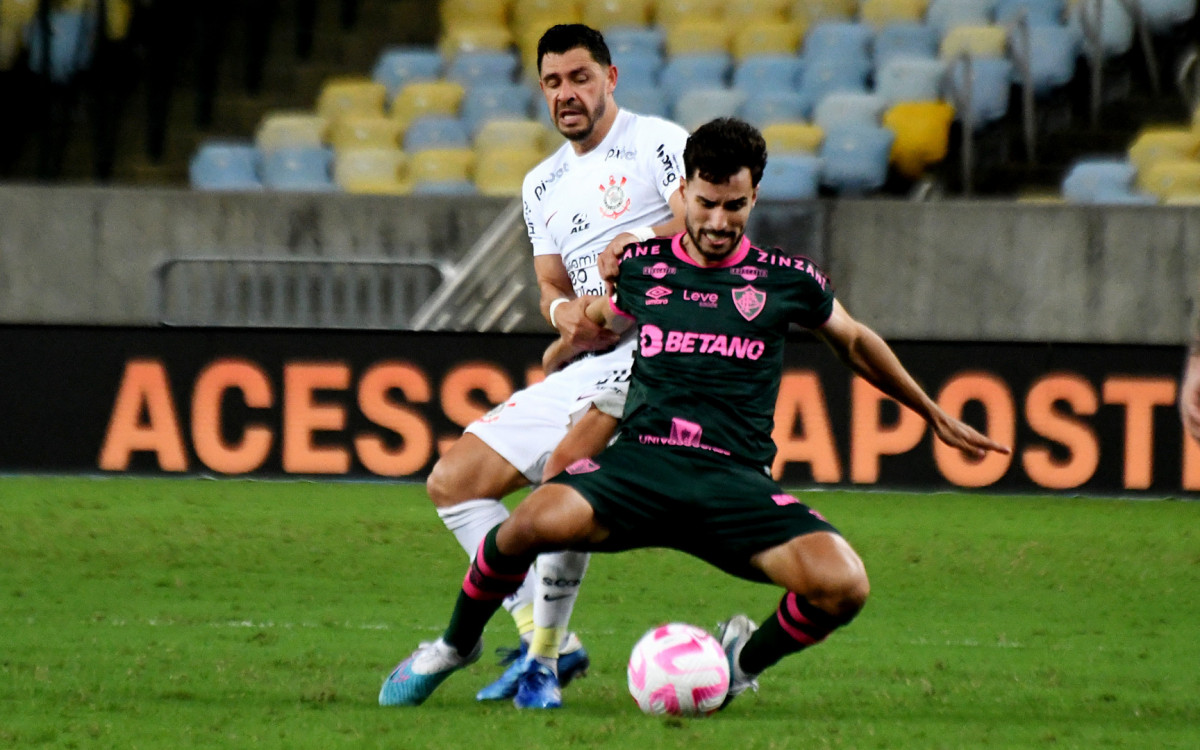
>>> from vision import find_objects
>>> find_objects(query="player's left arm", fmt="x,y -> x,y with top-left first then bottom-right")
814,300 -> 1011,458
597,190 -> 686,288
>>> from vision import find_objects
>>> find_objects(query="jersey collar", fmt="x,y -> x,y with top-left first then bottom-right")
670,231 -> 752,268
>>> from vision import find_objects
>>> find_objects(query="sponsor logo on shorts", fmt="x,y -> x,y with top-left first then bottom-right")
636,417 -> 730,456
644,262 -> 675,279
645,286 -> 672,305
565,457 -> 601,474
638,324 -> 765,360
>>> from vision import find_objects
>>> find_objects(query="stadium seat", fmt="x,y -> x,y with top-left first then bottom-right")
739,90 -> 808,127
439,24 -> 516,60
926,0 -> 996,36
581,0 -> 653,28
660,53 -> 732,91
757,152 -> 821,198
1127,128 -> 1200,172
512,0 -> 583,31
665,19 -> 731,56
790,0 -> 857,25
726,0 -> 792,23
803,21 -> 873,66
875,57 -> 947,104
730,21 -> 805,60
1133,0 -> 1197,34
474,146 -> 546,196
674,88 -> 749,131
939,24 -> 1009,59
409,147 -> 476,194
317,78 -> 388,123
0,0 -> 36,69
994,0 -> 1066,26
25,9 -> 94,83
1009,23 -> 1080,96
255,112 -> 328,153
617,85 -> 672,118
440,0 -> 512,30
372,47 -> 444,99
390,80 -> 465,129
813,92 -> 888,129
446,49 -> 522,88
1060,157 -> 1140,203
654,0 -> 726,28
189,141 -> 262,191
859,0 -> 929,29
459,83 -> 536,136
818,124 -> 896,193
734,55 -> 804,93
261,146 -> 336,191
403,116 -> 472,152
875,22 -> 940,65
612,48 -> 662,88
796,58 -> 870,117
605,26 -> 666,57
1068,0 -> 1133,57
475,118 -> 551,152
882,100 -> 955,178
946,56 -> 1014,123
328,115 -> 403,151
1137,159 -> 1200,202
334,147 -> 411,194
761,121 -> 825,153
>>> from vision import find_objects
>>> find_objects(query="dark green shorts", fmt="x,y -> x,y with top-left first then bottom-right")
552,439 -> 839,583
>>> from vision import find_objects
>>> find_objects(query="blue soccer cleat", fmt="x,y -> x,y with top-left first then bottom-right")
716,614 -> 760,710
379,638 -> 482,707
475,633 -> 591,702
513,660 -> 562,709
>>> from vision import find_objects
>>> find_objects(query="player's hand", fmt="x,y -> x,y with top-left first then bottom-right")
929,410 -> 1012,460
1180,352 -> 1200,441
598,232 -> 637,293
556,296 -> 619,351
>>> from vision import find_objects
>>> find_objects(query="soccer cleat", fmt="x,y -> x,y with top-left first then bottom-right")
475,634 -> 591,701
513,660 -> 563,709
379,638 -> 482,707
716,614 -> 761,709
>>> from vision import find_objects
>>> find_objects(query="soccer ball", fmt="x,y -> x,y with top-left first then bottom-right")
627,622 -> 730,716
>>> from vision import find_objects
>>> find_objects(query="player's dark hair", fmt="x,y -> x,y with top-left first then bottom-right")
536,24 -> 612,73
683,117 -> 768,187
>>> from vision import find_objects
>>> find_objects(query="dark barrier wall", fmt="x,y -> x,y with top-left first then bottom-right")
1,326 -> 1193,496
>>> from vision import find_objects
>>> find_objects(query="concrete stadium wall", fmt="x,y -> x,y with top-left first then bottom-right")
1,185 -> 1197,344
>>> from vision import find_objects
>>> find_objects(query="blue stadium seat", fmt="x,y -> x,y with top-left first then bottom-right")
1010,23 -> 1080,96
757,153 -> 821,199
803,21 -> 873,65
926,0 -> 997,36
739,90 -> 808,127
189,141 -> 262,191
612,48 -> 663,88
796,58 -> 870,118
818,124 -> 895,194
875,57 -> 947,104
372,47 -> 444,98
618,85 -> 672,118
674,88 -> 748,131
606,26 -> 666,57
994,0 -> 1066,26
446,49 -> 521,87
459,83 -> 535,136
660,53 -> 732,92
947,57 -> 1014,123
1068,0 -> 1133,57
1061,158 -> 1154,204
873,22 -> 941,67
733,55 -> 804,93
25,9 -> 95,83
403,116 -> 471,151
261,146 -> 335,191
1137,0 -> 1198,33
813,92 -> 888,130
413,179 -> 477,195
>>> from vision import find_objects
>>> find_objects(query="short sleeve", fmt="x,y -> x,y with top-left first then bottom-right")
636,117 -> 687,205
522,174 -> 557,257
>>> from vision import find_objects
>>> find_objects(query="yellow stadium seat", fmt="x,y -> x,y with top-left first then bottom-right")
726,0 -> 792,23
439,24 -> 515,60
665,19 -> 732,56
474,146 -> 546,196
731,21 -> 804,60
440,0 -> 511,30
1128,127 -> 1200,173
882,100 -> 955,179
654,0 -> 726,27
474,118 -> 551,153
328,115 -> 403,151
512,0 -> 582,35
761,121 -> 825,153
316,77 -> 387,122
334,148 -> 412,194
582,0 -> 653,28
0,0 -> 38,24
1137,159 -> 1200,200
939,25 -> 1009,59
1192,104 -> 1200,133
860,0 -> 928,28
390,80 -> 465,129
409,147 -> 476,185
106,0 -> 133,39
791,0 -> 856,25
255,112 -> 328,152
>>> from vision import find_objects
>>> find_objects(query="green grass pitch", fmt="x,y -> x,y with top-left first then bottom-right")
1,476 -> 1198,749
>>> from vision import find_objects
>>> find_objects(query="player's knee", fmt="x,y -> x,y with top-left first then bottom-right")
809,565 -> 869,623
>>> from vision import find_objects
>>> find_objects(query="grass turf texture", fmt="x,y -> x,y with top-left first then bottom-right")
0,477 -> 1197,749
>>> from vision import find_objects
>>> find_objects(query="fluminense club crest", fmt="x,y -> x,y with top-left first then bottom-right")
732,285 -> 766,321
598,175 -> 631,218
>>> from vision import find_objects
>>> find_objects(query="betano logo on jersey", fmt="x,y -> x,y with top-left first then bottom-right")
599,175 -> 631,218
639,324 -> 766,360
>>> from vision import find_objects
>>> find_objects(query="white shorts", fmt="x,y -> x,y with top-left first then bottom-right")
465,338 -> 634,482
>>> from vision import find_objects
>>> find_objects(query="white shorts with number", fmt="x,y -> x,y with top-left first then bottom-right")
465,338 -> 634,483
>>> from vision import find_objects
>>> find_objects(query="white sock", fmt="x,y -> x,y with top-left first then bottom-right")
529,550 -> 590,660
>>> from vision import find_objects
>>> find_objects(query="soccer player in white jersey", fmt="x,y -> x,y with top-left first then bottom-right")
417,24 -> 689,709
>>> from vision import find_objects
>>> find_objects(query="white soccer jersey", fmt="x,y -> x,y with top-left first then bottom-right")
522,108 -> 688,298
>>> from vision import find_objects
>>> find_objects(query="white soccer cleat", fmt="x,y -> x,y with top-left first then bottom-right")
379,638 -> 483,707
716,614 -> 760,709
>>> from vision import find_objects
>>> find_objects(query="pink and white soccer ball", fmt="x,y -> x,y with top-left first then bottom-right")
627,622 -> 730,716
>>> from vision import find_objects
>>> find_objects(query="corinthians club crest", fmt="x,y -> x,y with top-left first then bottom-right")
598,175 -> 631,219
732,285 -> 766,321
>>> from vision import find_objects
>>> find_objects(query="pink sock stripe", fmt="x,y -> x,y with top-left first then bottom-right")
775,608 -> 819,646
462,570 -> 509,601
785,592 -> 814,628
473,538 -> 527,582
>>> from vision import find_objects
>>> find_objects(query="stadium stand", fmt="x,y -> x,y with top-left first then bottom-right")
474,145 -> 545,196
1060,157 -> 1145,203
730,20 -> 805,60
761,121 -> 825,153
740,90 -> 809,128
818,123 -> 896,193
372,46 -> 445,98
758,151 -> 822,198
410,147 -> 477,194
581,0 -> 654,29
255,112 -> 328,153
260,145 -> 336,191
873,21 -> 941,66
403,115 -> 472,152
859,0 -> 929,29
334,147 -> 411,194
674,88 -> 748,131
814,91 -> 888,129
189,140 -> 262,191
882,100 -> 956,178
733,54 -> 805,93
328,115 -> 404,151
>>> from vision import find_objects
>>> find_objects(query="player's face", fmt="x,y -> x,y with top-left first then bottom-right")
538,47 -> 616,147
681,168 -> 757,265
